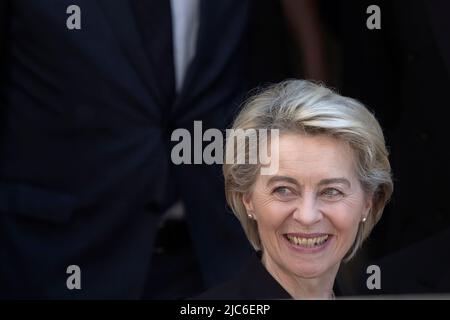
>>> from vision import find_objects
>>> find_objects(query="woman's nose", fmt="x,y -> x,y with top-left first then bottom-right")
292,194 -> 322,226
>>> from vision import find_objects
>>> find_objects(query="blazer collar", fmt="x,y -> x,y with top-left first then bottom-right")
238,252 -> 292,300
240,252 -> 344,299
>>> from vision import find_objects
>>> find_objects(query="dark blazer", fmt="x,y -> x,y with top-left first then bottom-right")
354,226 -> 450,296
196,252 -> 344,300
0,0 -> 253,298
196,253 -> 292,300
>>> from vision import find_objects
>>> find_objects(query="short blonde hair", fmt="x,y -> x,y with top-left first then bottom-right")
223,80 -> 393,260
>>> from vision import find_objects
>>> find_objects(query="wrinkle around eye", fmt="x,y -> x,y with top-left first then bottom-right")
273,186 -> 297,200
320,188 -> 345,200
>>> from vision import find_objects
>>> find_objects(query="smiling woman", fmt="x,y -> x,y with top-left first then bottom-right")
196,79 -> 393,300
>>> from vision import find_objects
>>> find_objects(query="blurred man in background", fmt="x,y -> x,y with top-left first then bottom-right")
0,0 -> 328,299
0,0 -> 253,299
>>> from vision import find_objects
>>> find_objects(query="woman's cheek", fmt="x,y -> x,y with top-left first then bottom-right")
255,199 -> 294,225
322,201 -> 360,230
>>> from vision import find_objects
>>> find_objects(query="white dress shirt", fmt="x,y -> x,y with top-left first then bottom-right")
170,0 -> 200,93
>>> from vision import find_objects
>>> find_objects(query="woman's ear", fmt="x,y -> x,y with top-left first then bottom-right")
242,192 -> 254,213
363,194 -> 373,221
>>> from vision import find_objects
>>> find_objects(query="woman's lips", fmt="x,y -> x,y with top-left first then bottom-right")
283,233 -> 332,253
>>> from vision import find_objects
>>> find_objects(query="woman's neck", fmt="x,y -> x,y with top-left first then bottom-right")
262,253 -> 339,300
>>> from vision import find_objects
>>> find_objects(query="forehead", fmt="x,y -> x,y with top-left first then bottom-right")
269,133 -> 357,180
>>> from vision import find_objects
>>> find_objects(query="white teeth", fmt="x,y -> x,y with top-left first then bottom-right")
286,235 -> 329,247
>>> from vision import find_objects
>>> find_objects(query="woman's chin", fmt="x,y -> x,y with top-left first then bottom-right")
290,264 -> 327,279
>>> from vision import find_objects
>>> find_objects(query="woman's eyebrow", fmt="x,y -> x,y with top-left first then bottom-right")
266,176 -> 351,188
318,178 -> 351,188
267,175 -> 299,186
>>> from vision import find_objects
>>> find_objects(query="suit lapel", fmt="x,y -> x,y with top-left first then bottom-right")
96,0 -> 165,106
175,0 -> 231,106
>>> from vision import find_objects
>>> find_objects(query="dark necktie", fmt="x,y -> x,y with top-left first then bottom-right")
131,0 -> 176,107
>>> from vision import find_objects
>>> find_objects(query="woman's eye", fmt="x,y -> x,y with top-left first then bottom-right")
321,188 -> 343,199
273,187 -> 294,198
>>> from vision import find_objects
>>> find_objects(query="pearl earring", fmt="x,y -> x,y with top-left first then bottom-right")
248,214 -> 253,219
362,217 -> 367,223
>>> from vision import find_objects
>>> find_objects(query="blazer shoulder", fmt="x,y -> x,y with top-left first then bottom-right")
194,252 -> 291,300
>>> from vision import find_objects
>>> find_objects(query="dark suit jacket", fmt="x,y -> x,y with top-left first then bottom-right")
0,0 -> 253,298
335,0 -> 450,256
353,226 -> 450,296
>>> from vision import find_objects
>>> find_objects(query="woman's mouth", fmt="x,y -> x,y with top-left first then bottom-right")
283,233 -> 332,250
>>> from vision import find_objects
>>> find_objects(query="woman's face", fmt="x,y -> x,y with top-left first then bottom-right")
243,133 -> 371,279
